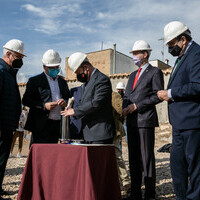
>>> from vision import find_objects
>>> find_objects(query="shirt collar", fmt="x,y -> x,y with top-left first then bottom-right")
140,63 -> 149,71
184,40 -> 193,55
91,68 -> 96,77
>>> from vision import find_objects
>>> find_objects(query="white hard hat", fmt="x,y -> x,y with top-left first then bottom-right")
130,40 -> 152,53
3,39 -> 26,56
42,49 -> 61,67
116,82 -> 125,90
164,21 -> 190,44
68,52 -> 87,73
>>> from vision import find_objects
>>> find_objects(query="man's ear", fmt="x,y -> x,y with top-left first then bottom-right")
181,36 -> 187,45
6,51 -> 11,57
83,64 -> 89,71
143,51 -> 148,59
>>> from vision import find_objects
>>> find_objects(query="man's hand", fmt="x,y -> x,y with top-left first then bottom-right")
123,103 -> 137,116
61,108 -> 75,117
157,90 -> 170,101
122,108 -> 129,116
57,99 -> 67,108
45,102 -> 57,110
128,103 -> 137,114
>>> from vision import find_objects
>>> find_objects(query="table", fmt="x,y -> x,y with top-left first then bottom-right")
17,144 -> 122,200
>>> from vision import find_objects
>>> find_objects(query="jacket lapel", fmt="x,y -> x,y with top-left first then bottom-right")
167,42 -> 195,88
41,72 -> 50,89
81,69 -> 98,100
40,72 -> 51,102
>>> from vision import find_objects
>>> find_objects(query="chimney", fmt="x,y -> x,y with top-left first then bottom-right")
113,44 -> 116,74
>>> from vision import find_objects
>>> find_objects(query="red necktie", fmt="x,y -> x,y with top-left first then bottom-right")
132,67 -> 142,90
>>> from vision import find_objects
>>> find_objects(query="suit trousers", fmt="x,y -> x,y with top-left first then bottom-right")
170,128 -> 200,200
10,131 -> 24,153
127,126 -> 155,199
0,130 -> 13,189
30,119 -> 60,146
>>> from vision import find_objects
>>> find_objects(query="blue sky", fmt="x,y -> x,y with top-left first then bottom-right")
1,0 -> 200,81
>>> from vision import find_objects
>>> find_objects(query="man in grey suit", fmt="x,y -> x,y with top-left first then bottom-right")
61,52 -> 115,144
123,40 -> 164,200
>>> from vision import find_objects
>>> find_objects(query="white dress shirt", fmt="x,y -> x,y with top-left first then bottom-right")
45,72 -> 62,120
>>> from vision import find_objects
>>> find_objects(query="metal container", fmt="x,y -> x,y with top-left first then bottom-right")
60,115 -> 70,143
60,97 -> 74,144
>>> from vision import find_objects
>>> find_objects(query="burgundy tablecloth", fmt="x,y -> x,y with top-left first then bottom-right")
17,144 -> 121,200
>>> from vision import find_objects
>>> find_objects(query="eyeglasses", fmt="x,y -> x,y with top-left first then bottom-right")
11,53 -> 24,59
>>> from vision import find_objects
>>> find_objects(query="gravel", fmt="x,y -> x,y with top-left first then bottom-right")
2,134 -> 176,200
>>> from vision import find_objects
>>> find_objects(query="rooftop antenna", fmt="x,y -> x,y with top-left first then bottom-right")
101,41 -> 103,50
158,37 -> 164,61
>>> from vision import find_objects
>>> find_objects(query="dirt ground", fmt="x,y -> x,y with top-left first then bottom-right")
2,134 -> 175,200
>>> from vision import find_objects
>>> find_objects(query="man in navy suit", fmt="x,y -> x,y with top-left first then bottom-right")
123,40 -> 164,200
0,39 -> 25,198
158,21 -> 200,200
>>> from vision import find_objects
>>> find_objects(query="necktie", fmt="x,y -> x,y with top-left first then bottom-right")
132,67 -> 142,90
167,56 -> 182,87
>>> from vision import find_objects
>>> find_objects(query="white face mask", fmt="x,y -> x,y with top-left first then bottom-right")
132,56 -> 143,67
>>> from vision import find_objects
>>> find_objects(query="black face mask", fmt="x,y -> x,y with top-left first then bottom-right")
12,59 -> 23,69
168,45 -> 182,57
77,73 -> 88,83
118,91 -> 124,98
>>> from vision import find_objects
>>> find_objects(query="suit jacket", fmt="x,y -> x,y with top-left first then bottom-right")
74,69 -> 115,141
22,72 -> 71,132
0,59 -> 21,131
167,41 -> 200,130
69,86 -> 83,138
123,64 -> 164,127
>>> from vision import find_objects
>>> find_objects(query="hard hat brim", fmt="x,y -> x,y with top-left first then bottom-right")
43,63 -> 61,67
164,28 -> 189,44
164,25 -> 189,44
72,55 -> 88,74
3,47 -> 26,57
129,48 -> 152,53
116,87 -> 125,89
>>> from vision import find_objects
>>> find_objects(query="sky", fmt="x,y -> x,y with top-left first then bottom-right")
1,0 -> 200,82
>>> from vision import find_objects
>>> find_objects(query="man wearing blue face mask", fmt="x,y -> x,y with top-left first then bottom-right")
123,40 -> 164,200
22,49 -> 71,145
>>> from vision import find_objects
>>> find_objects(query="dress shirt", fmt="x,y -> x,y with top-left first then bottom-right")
135,63 -> 149,79
45,72 -> 62,120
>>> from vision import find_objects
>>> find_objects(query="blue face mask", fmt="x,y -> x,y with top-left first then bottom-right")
48,68 -> 60,78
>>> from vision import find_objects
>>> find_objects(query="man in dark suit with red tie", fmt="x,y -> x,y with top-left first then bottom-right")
123,40 -> 164,200
158,21 -> 200,200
